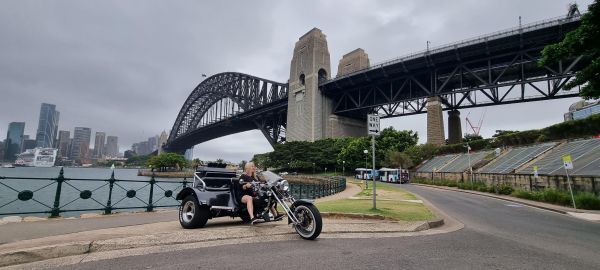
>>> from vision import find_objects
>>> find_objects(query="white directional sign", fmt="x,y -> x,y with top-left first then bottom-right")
562,154 -> 574,170
367,114 -> 380,136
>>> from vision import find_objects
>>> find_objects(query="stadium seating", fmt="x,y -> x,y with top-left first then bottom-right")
518,138 -> 600,175
478,142 -> 556,174
417,154 -> 458,172
439,151 -> 492,172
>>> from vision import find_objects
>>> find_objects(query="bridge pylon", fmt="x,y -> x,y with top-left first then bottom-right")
427,97 -> 445,145
286,28 -> 366,142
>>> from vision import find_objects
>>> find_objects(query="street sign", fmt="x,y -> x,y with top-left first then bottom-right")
367,114 -> 380,136
561,154 -> 577,209
562,154 -> 573,170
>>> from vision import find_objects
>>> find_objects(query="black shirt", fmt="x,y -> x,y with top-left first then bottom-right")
239,174 -> 257,197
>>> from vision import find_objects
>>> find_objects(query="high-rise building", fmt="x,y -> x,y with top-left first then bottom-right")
138,141 -> 150,155
0,140 -> 5,160
4,122 -> 25,161
22,135 -> 37,152
148,135 -> 159,152
105,136 -> 119,158
158,131 -> 168,154
184,147 -> 194,161
35,103 -> 60,148
93,132 -> 106,158
57,130 -> 71,158
70,127 -> 91,161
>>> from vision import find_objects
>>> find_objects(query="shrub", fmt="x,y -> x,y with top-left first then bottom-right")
574,192 -> 600,210
513,189 -> 535,200
540,189 -> 571,206
476,184 -> 489,192
497,185 -> 514,195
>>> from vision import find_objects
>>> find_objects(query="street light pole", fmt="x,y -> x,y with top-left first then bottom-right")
466,143 -> 473,188
343,161 -> 345,176
363,150 -> 368,189
312,162 -> 315,175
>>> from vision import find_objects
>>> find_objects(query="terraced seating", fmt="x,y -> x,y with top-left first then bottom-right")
517,138 -> 600,175
416,154 -> 458,172
439,151 -> 492,172
478,142 -> 556,174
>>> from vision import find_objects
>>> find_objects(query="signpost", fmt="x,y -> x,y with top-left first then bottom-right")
561,154 -> 577,209
367,114 -> 380,209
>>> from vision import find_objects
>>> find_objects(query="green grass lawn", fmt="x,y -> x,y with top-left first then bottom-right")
316,181 -> 434,221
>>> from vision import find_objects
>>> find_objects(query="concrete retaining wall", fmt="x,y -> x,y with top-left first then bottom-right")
412,171 -> 599,195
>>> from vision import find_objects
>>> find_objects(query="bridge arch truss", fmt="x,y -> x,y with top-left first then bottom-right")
166,72 -> 288,152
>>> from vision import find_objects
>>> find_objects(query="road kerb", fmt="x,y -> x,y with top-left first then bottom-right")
0,241 -> 91,267
0,217 -> 435,267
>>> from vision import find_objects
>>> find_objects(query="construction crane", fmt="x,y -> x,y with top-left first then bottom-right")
465,109 -> 486,136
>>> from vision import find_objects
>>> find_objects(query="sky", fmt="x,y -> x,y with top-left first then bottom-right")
0,0 -> 595,163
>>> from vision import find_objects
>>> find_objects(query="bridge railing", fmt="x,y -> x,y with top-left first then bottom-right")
0,170 -> 346,217
324,14 -> 581,84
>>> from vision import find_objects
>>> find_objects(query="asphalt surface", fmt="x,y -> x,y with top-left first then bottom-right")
35,184 -> 600,269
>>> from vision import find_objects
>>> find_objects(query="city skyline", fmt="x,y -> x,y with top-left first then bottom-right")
0,103 -> 123,160
0,0 -> 596,163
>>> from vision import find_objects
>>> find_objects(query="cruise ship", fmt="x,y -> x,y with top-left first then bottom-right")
14,148 -> 58,167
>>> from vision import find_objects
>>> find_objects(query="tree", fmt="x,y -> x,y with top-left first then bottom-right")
403,144 -> 439,167
383,151 -> 413,169
376,128 -> 419,153
492,130 -> 518,137
540,1 -> 600,99
463,134 -> 483,143
126,155 -> 150,167
337,137 -> 371,170
252,153 -> 271,171
147,152 -> 189,171
191,158 -> 202,169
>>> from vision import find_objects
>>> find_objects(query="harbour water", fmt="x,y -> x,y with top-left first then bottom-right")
0,167 -> 187,218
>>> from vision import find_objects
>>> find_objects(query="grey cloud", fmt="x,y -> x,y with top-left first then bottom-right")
0,0 -> 593,161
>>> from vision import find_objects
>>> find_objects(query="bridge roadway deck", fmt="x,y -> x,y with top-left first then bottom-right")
320,16 -> 583,118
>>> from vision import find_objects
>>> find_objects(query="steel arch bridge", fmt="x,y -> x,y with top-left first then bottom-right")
164,72 -> 288,153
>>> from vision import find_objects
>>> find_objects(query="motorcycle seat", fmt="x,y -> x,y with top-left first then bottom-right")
230,179 -> 244,207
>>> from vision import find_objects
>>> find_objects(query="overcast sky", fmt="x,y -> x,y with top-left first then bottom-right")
0,0 -> 594,163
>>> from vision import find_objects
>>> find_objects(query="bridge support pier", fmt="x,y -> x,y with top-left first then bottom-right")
286,28 -> 366,142
427,96 -> 445,145
447,110 -> 462,144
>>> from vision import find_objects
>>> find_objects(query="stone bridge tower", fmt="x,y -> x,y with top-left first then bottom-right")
286,28 -> 366,142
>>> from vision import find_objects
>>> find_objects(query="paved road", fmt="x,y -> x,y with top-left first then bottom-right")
54,184 -> 600,269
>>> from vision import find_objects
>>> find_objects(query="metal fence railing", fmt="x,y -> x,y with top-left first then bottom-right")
0,170 -> 347,217
289,176 -> 346,200
0,168 -> 189,217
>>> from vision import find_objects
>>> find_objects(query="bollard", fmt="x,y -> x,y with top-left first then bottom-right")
50,168 -> 65,218
147,173 -> 156,212
105,170 -> 116,215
